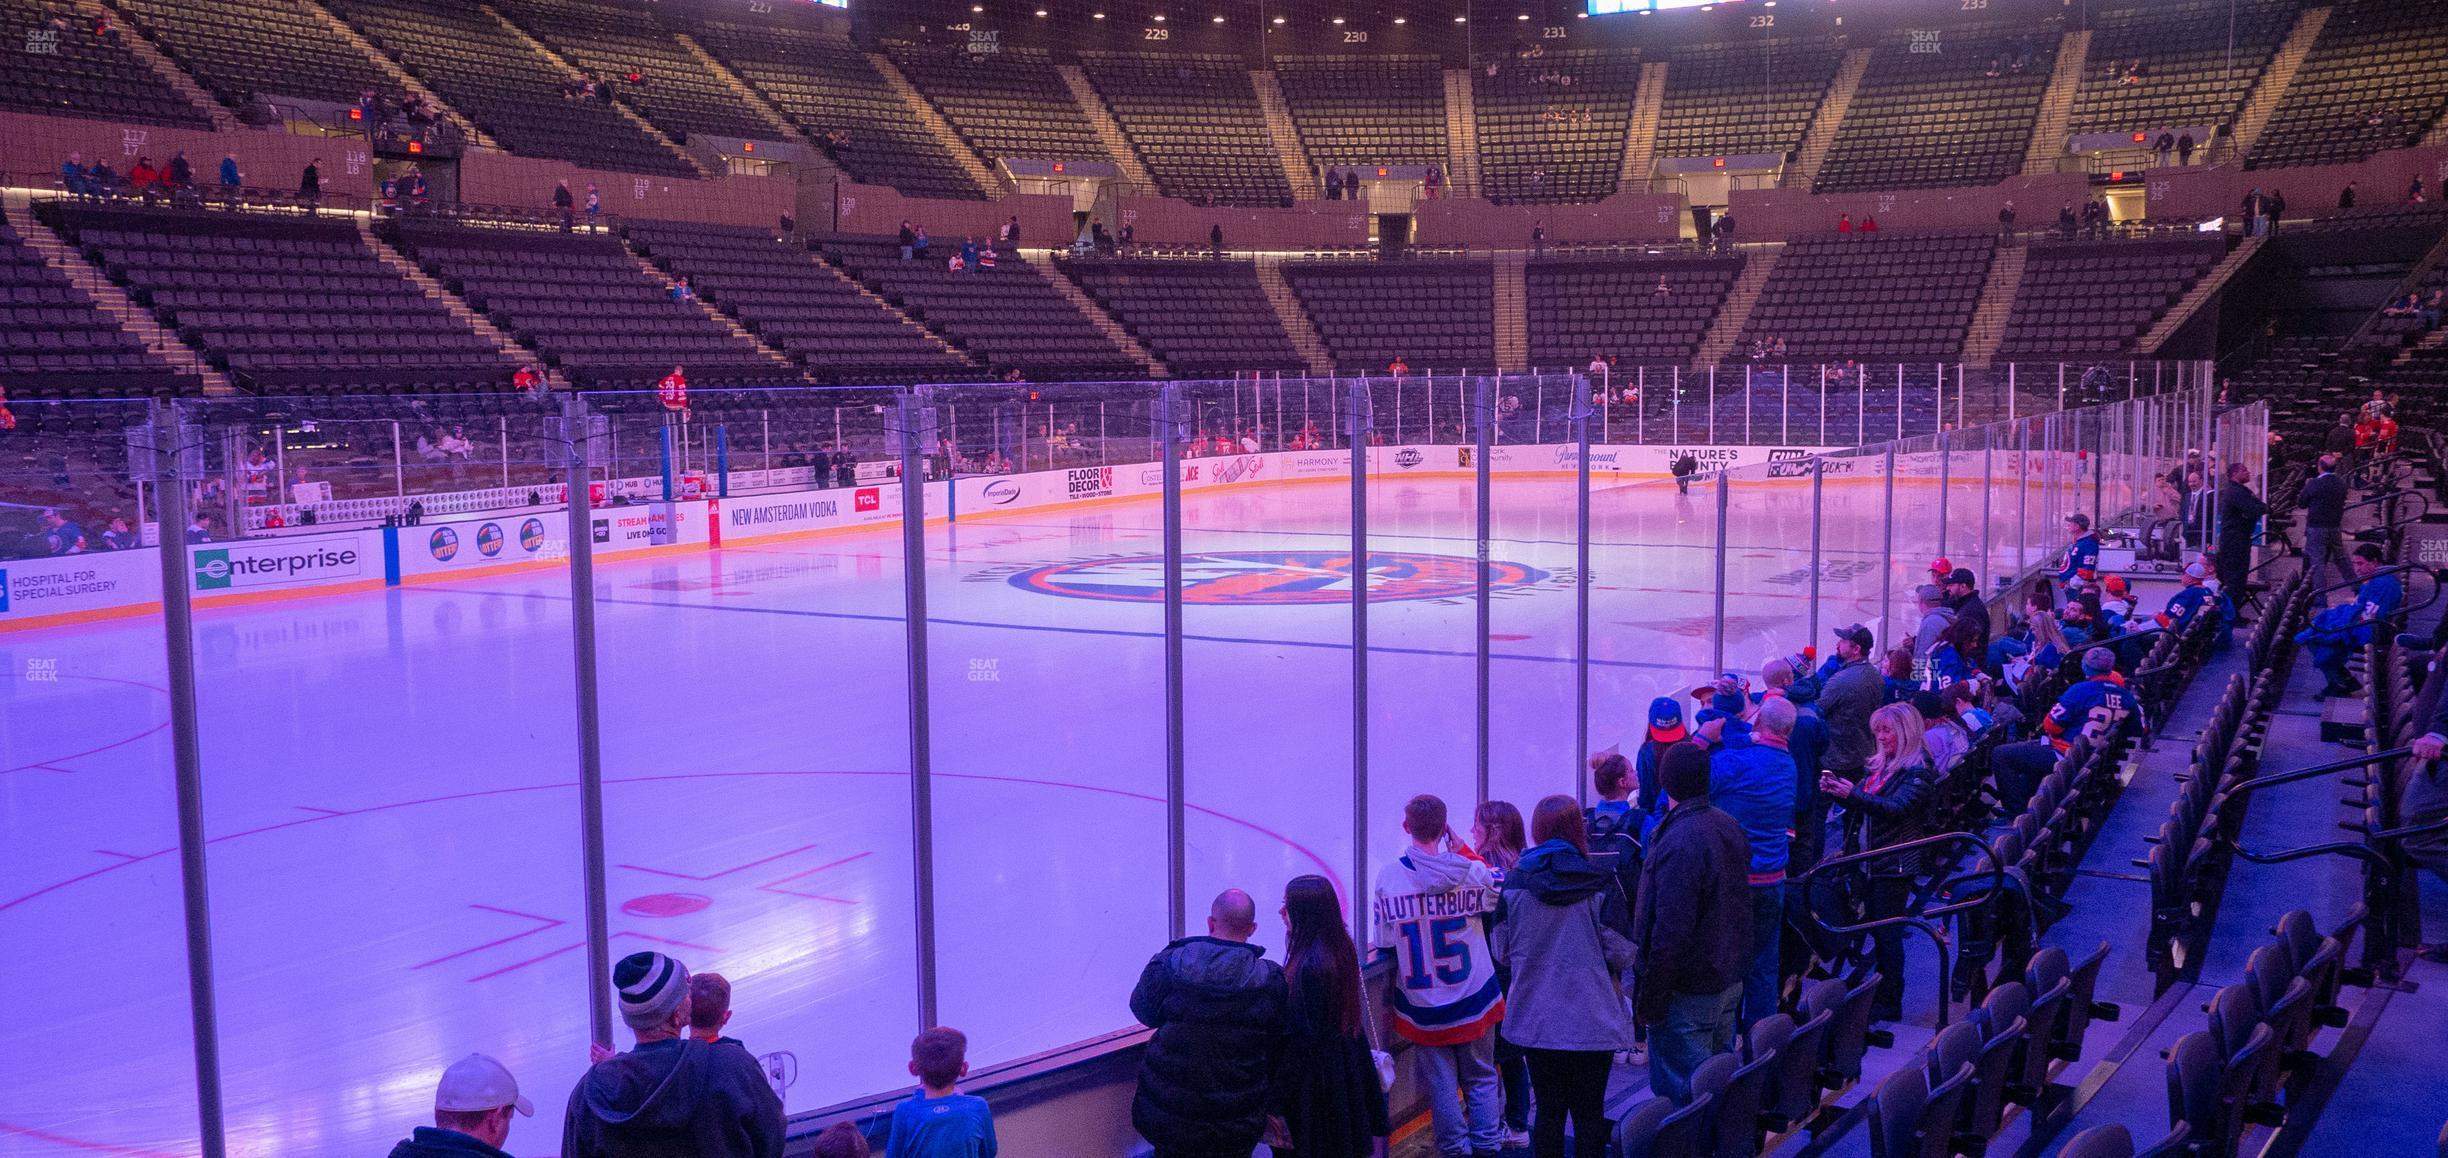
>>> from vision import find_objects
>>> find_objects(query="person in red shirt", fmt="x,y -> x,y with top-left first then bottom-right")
129,157 -> 160,204
0,379 -> 16,430
1860,216 -> 1878,234
657,364 -> 689,415
1837,214 -> 1853,234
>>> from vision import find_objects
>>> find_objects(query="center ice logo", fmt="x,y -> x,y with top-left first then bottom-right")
1010,550 -> 1546,605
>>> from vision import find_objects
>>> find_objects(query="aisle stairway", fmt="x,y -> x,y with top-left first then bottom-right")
1253,256 -> 1334,376
1690,246 -> 1780,367
1618,61 -> 1670,194
1963,240 -> 2028,364
1441,69 -> 1482,200
1787,47 -> 1872,191
673,32 -> 846,186
869,52 -> 1007,196
1249,69 -> 1322,201
9,189 -> 234,394
1043,266 -> 1167,378
73,0 -> 234,129
1058,64 -> 1155,191
620,246 -> 798,373
2222,6 -> 2332,164
2021,29 -> 2092,175
359,219 -> 567,389
1492,252 -> 1527,373
2140,235 -> 2265,354
481,2 -> 707,177
302,0 -> 493,147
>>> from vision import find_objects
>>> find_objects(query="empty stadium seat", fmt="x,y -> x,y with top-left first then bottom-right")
56,204 -> 517,394
391,220 -> 792,390
1472,48 -> 1642,205
1815,26 -> 2056,194
1060,258 -> 1305,378
693,18 -> 986,198
1281,261 -> 1495,373
494,0 -> 787,145
1656,38 -> 1845,163
818,233 -> 1141,381
1273,54 -> 1447,171
1081,52 -> 1291,207
0,0 -> 212,127
323,0 -> 694,176
625,220 -> 976,385
2248,0 -> 2448,170
886,42 -> 1111,168
1738,232 -> 1996,359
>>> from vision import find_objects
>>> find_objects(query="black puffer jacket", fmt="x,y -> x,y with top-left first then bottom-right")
1129,935 -> 1289,1153
1841,758 -> 1937,876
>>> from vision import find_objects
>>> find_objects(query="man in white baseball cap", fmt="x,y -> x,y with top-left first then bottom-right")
389,1052 -> 532,1157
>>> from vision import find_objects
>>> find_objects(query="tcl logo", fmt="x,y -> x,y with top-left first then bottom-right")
854,487 -> 881,513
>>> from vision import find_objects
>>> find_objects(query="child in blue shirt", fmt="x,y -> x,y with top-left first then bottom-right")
887,1027 -> 996,1158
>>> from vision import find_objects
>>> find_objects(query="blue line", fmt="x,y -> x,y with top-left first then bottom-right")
958,520 -> 1894,557
403,586 -> 1708,674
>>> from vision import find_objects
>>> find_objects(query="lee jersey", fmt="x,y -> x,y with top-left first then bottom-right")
2042,675 -> 2137,751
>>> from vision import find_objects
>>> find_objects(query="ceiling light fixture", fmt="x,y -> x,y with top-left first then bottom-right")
1392,15 -> 1405,22
1211,13 -> 1223,21
1271,14 -> 1284,22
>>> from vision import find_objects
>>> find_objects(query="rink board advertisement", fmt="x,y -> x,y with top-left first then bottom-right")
2,442 -> 1858,631
394,503 -> 711,580
0,550 -> 161,625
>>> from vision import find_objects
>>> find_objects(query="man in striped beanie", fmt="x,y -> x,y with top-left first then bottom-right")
564,952 -> 785,1158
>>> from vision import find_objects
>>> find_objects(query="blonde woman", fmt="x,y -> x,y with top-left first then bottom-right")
1816,701 -> 1935,1021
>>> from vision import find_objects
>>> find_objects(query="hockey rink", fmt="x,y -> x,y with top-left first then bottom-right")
0,467 -> 2046,1156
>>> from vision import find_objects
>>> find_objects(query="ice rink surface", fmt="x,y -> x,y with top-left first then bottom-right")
0,469 -> 2030,1156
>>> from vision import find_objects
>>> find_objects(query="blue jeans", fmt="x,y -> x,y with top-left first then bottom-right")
1647,982 -> 1742,1104
1743,884 -> 1785,1027
1414,1032 -> 1504,1155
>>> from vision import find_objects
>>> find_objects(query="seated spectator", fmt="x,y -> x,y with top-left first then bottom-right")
2383,293 -> 2421,317
670,277 -> 697,303
102,517 -> 139,551
60,151 -> 88,197
2299,544 -> 2402,697
1837,213 -> 1854,234
1915,690 -> 1969,773
1992,649 -> 2134,816
129,156 -> 160,204
387,1053 -> 532,1158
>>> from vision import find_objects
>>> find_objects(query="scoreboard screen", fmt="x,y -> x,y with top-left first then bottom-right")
1590,0 -> 1751,11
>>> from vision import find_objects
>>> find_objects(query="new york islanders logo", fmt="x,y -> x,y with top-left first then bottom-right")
1010,550 -> 1545,605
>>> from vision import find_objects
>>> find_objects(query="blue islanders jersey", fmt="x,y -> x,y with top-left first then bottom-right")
2042,675 -> 2137,751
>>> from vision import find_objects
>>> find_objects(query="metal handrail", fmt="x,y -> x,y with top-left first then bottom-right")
2210,747 -> 2409,822
1796,829 -> 2007,1028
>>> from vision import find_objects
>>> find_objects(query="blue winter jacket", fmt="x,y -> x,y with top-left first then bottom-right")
1708,736 -> 1796,886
